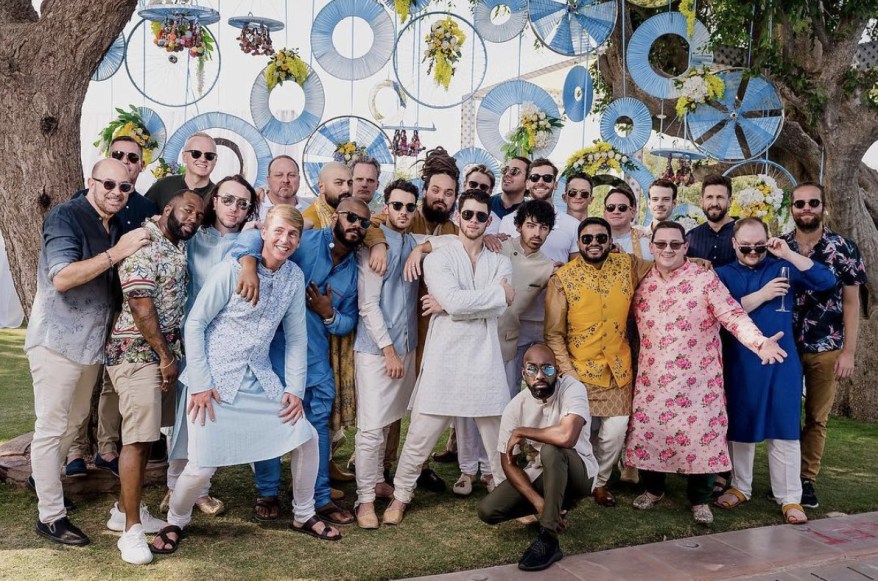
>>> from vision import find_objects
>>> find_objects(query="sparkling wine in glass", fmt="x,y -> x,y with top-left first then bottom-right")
776,266 -> 791,312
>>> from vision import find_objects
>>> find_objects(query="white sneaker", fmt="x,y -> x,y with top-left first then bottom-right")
107,503 -> 167,534
117,523 -> 153,565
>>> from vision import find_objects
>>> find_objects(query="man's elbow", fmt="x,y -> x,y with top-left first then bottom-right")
51,276 -> 73,293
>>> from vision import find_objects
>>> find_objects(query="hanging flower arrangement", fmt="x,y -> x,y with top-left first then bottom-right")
238,22 -> 274,56
674,65 -> 724,119
151,158 -> 186,180
731,174 -> 787,225
679,0 -> 697,38
677,208 -> 706,233
94,106 -> 159,165
563,141 -> 637,178
393,0 -> 416,22
265,48 -> 308,90
501,102 -> 564,160
423,17 -> 466,90
333,141 -> 368,164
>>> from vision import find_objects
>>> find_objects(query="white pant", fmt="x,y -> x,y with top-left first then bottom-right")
167,420 -> 319,527
354,425 -> 390,504
394,409 -> 503,504
730,439 -> 802,506
455,417 -> 490,476
28,346 -> 101,524
504,358 -> 523,400
590,416 -> 629,488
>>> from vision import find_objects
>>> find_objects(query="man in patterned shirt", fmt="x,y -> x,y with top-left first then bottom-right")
781,182 -> 867,509
105,190 -> 204,564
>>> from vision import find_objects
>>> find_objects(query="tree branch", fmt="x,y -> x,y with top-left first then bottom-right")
811,1 -> 831,49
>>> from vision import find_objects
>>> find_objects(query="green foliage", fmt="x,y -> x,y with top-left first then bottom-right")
589,62 -> 612,115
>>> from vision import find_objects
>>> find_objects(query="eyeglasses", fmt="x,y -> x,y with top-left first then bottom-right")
389,201 -> 417,213
580,233 -> 609,245
92,177 -> 134,194
466,180 -> 490,192
605,204 -> 629,213
217,194 -> 252,211
501,166 -> 522,176
110,150 -> 141,164
792,199 -> 821,209
460,209 -> 489,223
653,241 -> 686,250
738,244 -> 768,255
524,363 -> 556,377
566,189 -> 590,199
529,173 -> 554,183
185,149 -> 217,162
337,211 -> 371,229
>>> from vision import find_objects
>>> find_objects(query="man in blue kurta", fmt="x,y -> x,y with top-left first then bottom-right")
715,218 -> 834,525
232,197 -> 367,526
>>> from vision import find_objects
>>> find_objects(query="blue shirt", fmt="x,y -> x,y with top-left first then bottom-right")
686,219 -> 737,267
73,188 -> 158,235
185,226 -> 240,315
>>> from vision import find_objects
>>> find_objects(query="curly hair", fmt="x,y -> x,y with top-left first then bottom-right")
420,146 -> 460,193
513,199 -> 556,230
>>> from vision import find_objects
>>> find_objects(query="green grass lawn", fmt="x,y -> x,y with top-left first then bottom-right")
2,328 -> 877,580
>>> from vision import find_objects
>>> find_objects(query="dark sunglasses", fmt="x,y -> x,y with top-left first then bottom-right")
466,180 -> 490,192
186,149 -> 218,161
524,363 -> 556,377
653,241 -> 685,250
566,189 -> 590,199
337,211 -> 371,229
460,209 -> 489,223
529,173 -> 554,183
501,166 -> 522,176
92,177 -> 134,194
738,244 -> 768,255
605,204 -> 629,213
792,199 -> 821,209
580,233 -> 609,245
389,201 -> 417,213
110,150 -> 141,164
217,194 -> 252,211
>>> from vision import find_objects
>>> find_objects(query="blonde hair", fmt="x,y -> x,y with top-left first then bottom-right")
264,205 -> 304,232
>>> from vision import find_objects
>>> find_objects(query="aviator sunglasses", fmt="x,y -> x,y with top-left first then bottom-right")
217,194 -> 252,211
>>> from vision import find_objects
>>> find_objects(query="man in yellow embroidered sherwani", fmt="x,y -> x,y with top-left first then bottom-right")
544,217 -> 651,508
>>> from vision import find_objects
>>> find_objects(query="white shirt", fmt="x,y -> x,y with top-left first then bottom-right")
614,229 -> 653,260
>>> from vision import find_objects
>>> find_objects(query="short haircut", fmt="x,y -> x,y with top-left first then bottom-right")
184,131 -> 216,149
507,155 -> 531,174
529,158 -> 558,177
458,188 -> 491,213
109,135 -> 143,154
701,173 -> 732,197
604,187 -> 636,208
204,174 -> 259,227
565,172 -> 593,192
421,147 -> 460,192
383,178 -> 419,204
792,181 -> 825,202
651,220 -> 686,242
577,216 -> 611,236
514,199 -> 556,230
733,217 -> 769,238
167,189 -> 199,206
465,164 -> 496,191
351,155 -> 381,178
265,205 -> 304,232
268,155 -> 299,173
649,178 -> 678,201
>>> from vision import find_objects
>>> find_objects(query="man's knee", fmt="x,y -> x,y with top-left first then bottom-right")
477,497 -> 502,525
539,444 -> 567,468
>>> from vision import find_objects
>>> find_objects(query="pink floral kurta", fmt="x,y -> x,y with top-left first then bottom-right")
624,262 -> 765,474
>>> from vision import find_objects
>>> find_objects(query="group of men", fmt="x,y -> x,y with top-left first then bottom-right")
26,136 -> 865,571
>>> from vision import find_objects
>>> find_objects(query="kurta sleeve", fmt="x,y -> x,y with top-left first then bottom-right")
357,251 -> 392,349
631,255 -> 654,285
703,269 -> 766,352
544,275 -> 579,380
229,228 -> 264,262
363,214 -> 389,248
423,251 -> 507,317
447,253 -> 512,321
282,271 -> 308,398
183,261 -> 237,394
325,273 -> 358,337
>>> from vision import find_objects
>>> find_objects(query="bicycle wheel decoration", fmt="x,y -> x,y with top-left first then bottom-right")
227,15 -> 283,56
501,102 -> 564,160
477,80 -> 561,160
92,34 -> 126,82
687,70 -> 784,162
93,106 -> 166,165
599,98 -> 652,155
563,141 -> 654,195
528,0 -> 616,56
626,11 -> 712,100
453,147 -> 501,188
311,0 -> 394,81
384,0 -> 432,22
394,12 -> 487,109
723,159 -> 796,192
251,61 -> 325,145
473,0 -> 528,44
562,65 -> 593,122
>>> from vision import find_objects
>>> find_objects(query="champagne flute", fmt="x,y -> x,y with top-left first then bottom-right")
776,266 -> 791,312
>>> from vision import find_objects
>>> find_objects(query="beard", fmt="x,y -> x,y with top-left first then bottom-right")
421,201 -> 453,224
527,379 -> 557,401
704,205 -> 728,223
580,246 -> 611,264
168,211 -> 197,241
793,213 -> 822,233
333,220 -> 363,249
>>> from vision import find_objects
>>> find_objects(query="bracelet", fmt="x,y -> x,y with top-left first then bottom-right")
160,358 -> 176,370
322,310 -> 337,326
104,251 -> 114,269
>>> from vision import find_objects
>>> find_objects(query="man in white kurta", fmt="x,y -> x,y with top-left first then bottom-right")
383,191 -> 514,525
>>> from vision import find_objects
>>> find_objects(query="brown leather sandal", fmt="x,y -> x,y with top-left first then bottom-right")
254,496 -> 280,522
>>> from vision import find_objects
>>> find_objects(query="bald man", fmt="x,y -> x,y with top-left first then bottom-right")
302,162 -> 353,230
146,132 -> 218,210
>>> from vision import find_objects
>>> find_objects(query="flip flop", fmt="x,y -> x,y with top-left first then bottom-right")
290,515 -> 342,541
149,525 -> 186,554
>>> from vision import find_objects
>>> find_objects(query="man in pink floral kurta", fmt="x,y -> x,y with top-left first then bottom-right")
623,222 -> 786,525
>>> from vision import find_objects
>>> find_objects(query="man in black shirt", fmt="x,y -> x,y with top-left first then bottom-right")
686,173 -> 737,267
145,132 -> 217,210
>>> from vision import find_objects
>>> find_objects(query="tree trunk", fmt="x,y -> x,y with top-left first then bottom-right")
0,0 -> 136,317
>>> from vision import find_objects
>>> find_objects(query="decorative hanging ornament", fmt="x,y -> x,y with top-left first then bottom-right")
139,3 -> 220,61
228,15 -> 284,56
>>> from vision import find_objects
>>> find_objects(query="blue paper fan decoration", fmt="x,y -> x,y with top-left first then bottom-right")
473,0 -> 528,43
626,12 -> 712,100
93,34 -> 126,82
528,0 -> 616,56
250,65 -> 325,145
477,80 -> 561,160
562,66 -> 593,122
687,70 -> 784,162
599,98 -> 652,155
311,0 -> 394,81
453,147 -> 501,190
138,107 -> 167,161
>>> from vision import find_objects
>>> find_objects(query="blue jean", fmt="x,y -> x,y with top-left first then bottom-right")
304,380 -> 335,508
254,457 -> 281,497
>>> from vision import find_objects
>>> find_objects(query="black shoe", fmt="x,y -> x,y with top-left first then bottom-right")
94,454 -> 120,477
518,527 -> 563,571
801,479 -> 819,509
431,450 -> 459,463
417,468 -> 446,493
35,517 -> 90,546
64,458 -> 87,478
26,476 -> 76,511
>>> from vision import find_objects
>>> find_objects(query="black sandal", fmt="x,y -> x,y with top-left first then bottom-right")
254,496 -> 280,522
149,525 -> 186,554
315,501 -> 355,525
289,515 -> 342,542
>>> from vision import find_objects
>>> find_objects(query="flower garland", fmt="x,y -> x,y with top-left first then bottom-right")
563,141 -> 637,178
265,47 -> 308,90
501,102 -> 564,160
94,106 -> 159,165
423,17 -> 465,90
731,174 -> 787,223
151,158 -> 185,180
676,208 -> 706,233
673,65 -> 724,119
394,0 -> 415,22
333,141 -> 367,164
679,0 -> 696,38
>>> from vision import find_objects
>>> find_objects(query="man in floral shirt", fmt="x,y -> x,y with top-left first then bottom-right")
105,190 -> 204,564
781,182 -> 867,509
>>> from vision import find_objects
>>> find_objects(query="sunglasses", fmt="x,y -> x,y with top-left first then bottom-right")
792,199 -> 821,209
566,189 -> 590,199
460,209 -> 489,223
466,180 -> 490,192
337,211 -> 371,229
389,201 -> 417,213
92,177 -> 134,194
738,244 -> 768,255
501,166 -> 522,176
524,363 -> 556,377
605,204 -> 629,213
653,241 -> 685,250
110,150 -> 141,164
529,173 -> 554,183
217,194 -> 252,211
580,233 -> 609,245
185,149 -> 217,162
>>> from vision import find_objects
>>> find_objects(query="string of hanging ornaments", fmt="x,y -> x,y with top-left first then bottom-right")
228,15 -> 285,57
153,15 -> 210,61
